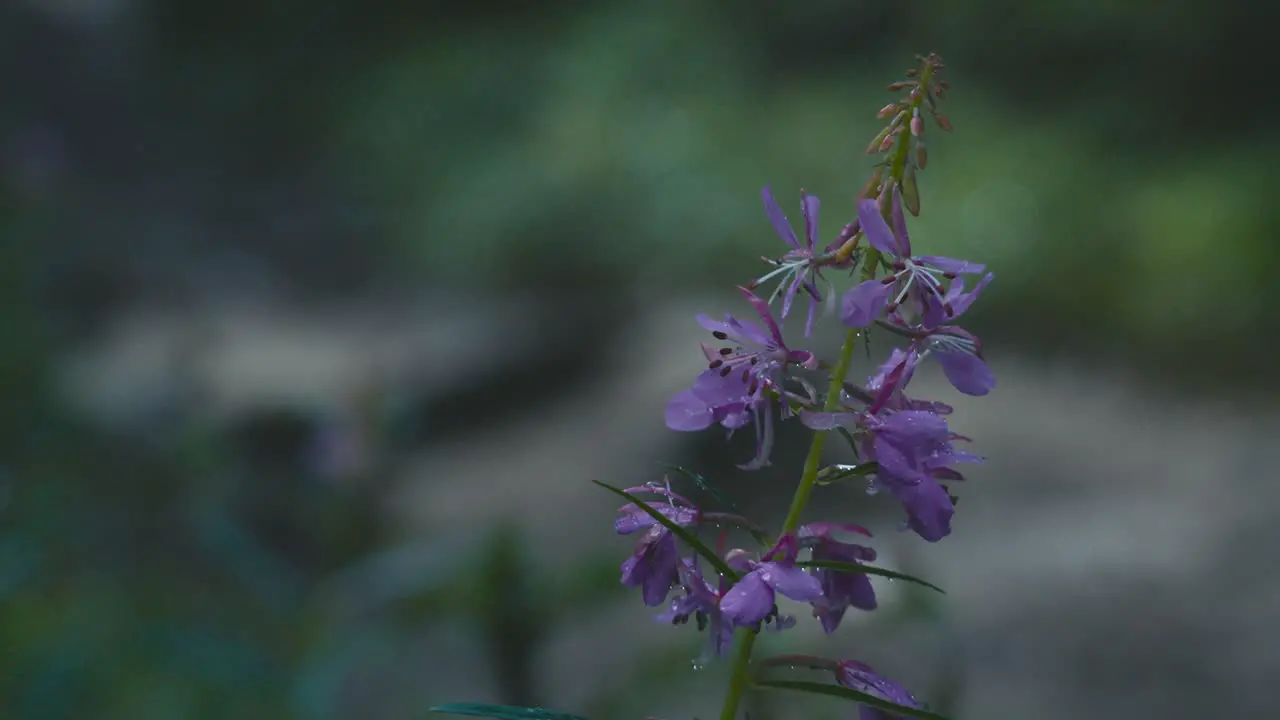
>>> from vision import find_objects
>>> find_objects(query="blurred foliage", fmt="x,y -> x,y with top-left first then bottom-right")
2,0 -> 1278,717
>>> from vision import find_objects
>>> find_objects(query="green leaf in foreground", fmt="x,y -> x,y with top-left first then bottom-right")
429,703 -> 589,720
815,462 -> 879,486
591,480 -> 738,580
796,560 -> 945,594
754,680 -> 952,720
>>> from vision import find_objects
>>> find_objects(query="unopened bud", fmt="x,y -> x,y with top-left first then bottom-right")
877,103 -> 898,120
935,114 -> 953,132
860,168 -> 884,200
910,110 -> 924,137
915,141 -> 928,170
905,68 -> 920,77
887,81 -> 916,91
901,168 -> 921,216
877,130 -> 896,153
866,126 -> 892,154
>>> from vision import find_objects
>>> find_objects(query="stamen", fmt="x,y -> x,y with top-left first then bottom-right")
719,365 -> 733,377
709,359 -> 724,369
713,331 -> 728,340
719,347 -> 733,355
741,368 -> 751,383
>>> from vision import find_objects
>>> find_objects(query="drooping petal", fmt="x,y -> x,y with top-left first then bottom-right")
759,562 -> 823,602
871,434 -> 920,483
614,504 -> 657,534
916,255 -> 985,275
720,571 -> 775,625
762,186 -> 802,249
892,477 -> 955,542
856,200 -> 901,256
835,661 -> 922,720
696,313 -> 773,349
690,369 -> 751,408
841,280 -> 893,327
802,193 -> 821,249
935,350 -> 995,396
665,389 -> 715,431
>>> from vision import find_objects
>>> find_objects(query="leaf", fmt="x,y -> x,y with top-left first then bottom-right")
657,462 -> 737,513
901,168 -> 921,216
796,560 -> 945,594
753,680 -> 952,720
429,703 -> 589,720
815,462 -> 879,486
592,480 -> 738,580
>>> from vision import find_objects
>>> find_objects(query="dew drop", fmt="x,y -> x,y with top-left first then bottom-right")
691,659 -> 706,671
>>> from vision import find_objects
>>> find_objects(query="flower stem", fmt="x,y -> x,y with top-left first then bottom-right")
716,327 -> 862,720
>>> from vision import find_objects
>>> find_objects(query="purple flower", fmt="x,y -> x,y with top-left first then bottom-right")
918,325 -> 995,396
616,487 -> 701,606
798,522 -> 878,633
799,407 -> 976,542
720,536 -> 823,626
657,558 -> 737,659
665,287 -> 816,469
835,660 -> 922,720
751,186 -> 828,336
840,189 -> 989,329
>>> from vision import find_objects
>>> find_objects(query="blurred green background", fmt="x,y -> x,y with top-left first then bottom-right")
2,1 -> 1278,718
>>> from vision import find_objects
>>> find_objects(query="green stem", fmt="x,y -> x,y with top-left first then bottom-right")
718,630 -> 757,720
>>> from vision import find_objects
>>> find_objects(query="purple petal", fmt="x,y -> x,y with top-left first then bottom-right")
840,280 -> 893,327
720,572 -> 775,625
614,504 -> 657,534
779,270 -> 806,320
738,286 -> 786,347
917,255 -> 986,275
893,478 -> 955,542
856,200 -> 901,256
665,389 -> 715,431
804,292 -> 819,337
759,562 -> 823,602
836,662 -> 921,716
948,271 -> 994,318
696,313 -> 772,348
871,434 -> 919,482
762,186 -> 802,249
799,522 -> 873,540
690,369 -> 751,406
799,411 -> 856,431
802,193 -> 821,249
878,410 -> 951,446
935,350 -> 995,396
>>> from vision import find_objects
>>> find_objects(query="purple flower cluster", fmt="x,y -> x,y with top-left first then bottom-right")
609,54 -> 982,720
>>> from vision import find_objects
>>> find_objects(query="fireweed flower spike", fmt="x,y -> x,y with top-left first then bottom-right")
751,186 -> 828,336
616,486 -> 702,606
835,660 -> 923,720
840,188 -> 989,329
665,286 -> 817,469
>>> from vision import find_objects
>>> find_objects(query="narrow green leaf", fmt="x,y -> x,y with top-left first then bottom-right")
429,703 -> 589,720
657,462 -> 737,513
592,480 -> 738,580
796,560 -> 945,594
753,680 -> 952,720
815,462 -> 879,486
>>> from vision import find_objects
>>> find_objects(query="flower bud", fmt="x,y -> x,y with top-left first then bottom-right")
934,114 -> 953,132
877,103 -> 898,120
877,130 -> 896,153
915,141 -> 928,170
865,126 -> 892,154
910,109 -> 924,137
860,168 -> 884,200
886,81 -> 916,91
901,168 -> 921,216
